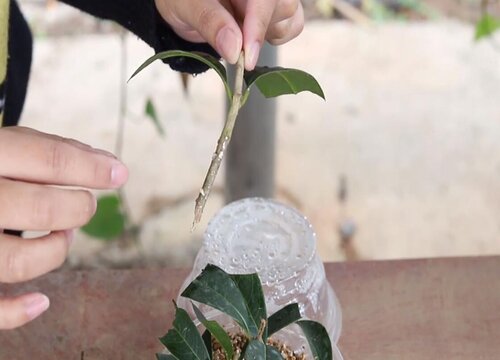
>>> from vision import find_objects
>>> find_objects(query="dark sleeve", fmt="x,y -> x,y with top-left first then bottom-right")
60,0 -> 219,74
4,0 -> 33,127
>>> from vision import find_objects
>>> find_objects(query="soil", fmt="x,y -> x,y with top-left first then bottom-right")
212,333 -> 307,360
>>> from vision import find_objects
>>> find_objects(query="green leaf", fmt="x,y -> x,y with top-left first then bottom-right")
193,304 -> 234,360
160,305 -> 210,360
266,346 -> 284,360
243,340 -> 265,360
202,330 -> 213,360
363,0 -> 397,21
80,194 -> 126,240
156,354 -> 178,360
266,303 -> 301,338
129,50 -> 232,99
296,320 -> 333,360
145,98 -> 165,137
243,341 -> 283,360
230,273 -> 267,339
475,14 -> 500,40
181,264 -> 259,337
244,67 -> 325,100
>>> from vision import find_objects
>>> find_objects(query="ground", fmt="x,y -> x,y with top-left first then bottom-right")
16,1 -> 500,267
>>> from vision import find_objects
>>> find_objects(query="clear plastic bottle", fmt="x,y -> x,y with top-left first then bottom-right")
177,198 -> 343,359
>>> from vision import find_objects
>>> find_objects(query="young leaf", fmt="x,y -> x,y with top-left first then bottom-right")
244,67 -> 325,100
230,273 -> 267,338
129,50 -> 232,99
202,330 -> 213,360
156,354 -> 178,360
266,303 -> 302,338
266,345 -> 284,360
475,14 -> 500,40
145,98 -> 165,137
243,340 -> 265,360
244,340 -> 283,360
296,320 -> 333,360
80,194 -> 126,240
181,264 -> 259,337
160,305 -> 210,360
193,304 -> 234,360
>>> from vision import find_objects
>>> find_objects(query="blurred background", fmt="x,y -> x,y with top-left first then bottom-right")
17,0 -> 500,268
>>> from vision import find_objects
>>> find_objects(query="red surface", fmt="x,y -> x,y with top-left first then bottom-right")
0,256 -> 499,359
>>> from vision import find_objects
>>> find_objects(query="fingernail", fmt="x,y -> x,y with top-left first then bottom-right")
216,27 -> 241,64
111,162 -> 129,187
64,229 -> 75,246
246,41 -> 261,70
24,293 -> 50,321
91,194 -> 97,214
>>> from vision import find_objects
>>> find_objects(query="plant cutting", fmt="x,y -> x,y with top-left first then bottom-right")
129,50 -> 325,228
156,264 -> 333,360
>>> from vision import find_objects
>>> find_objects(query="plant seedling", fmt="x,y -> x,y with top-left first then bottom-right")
129,50 -> 325,228
156,264 -> 333,360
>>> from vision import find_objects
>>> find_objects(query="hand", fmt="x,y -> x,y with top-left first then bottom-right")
155,0 -> 304,70
0,127 -> 128,330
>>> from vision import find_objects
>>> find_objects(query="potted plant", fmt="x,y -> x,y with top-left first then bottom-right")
175,198 -> 343,359
157,264 -> 334,360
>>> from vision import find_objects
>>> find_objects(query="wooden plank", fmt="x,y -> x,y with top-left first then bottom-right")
0,256 -> 498,359
331,256 -> 500,359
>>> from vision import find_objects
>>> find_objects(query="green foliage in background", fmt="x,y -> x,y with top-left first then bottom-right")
145,98 -> 165,137
475,13 -> 500,40
363,0 -> 439,21
81,194 -> 126,241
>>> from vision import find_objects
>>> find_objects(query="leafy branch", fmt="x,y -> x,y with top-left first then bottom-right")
193,52 -> 246,228
129,50 -> 324,227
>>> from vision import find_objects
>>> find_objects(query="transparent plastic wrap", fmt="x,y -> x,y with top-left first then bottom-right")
177,198 -> 343,359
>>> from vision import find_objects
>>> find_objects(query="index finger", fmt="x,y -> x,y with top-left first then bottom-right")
0,127 -> 128,189
239,0 -> 277,70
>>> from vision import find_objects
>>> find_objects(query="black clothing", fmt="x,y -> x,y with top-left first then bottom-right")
5,0 -> 217,126
4,0 -> 32,126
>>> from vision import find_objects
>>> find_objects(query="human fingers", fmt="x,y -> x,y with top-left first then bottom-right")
238,0 -> 278,70
6,126 -> 117,158
0,230 -> 72,284
231,0 -> 299,24
0,293 -> 50,330
266,2 -> 304,45
0,127 -> 128,189
155,0 -> 242,64
231,0 -> 303,69
0,178 -> 96,231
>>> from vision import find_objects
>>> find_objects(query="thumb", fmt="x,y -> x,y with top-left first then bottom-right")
0,293 -> 50,330
172,0 -> 243,64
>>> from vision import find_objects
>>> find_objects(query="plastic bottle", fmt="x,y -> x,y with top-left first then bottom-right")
178,198 -> 343,359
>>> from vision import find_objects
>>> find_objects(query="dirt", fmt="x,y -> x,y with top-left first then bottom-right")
212,333 -> 307,360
